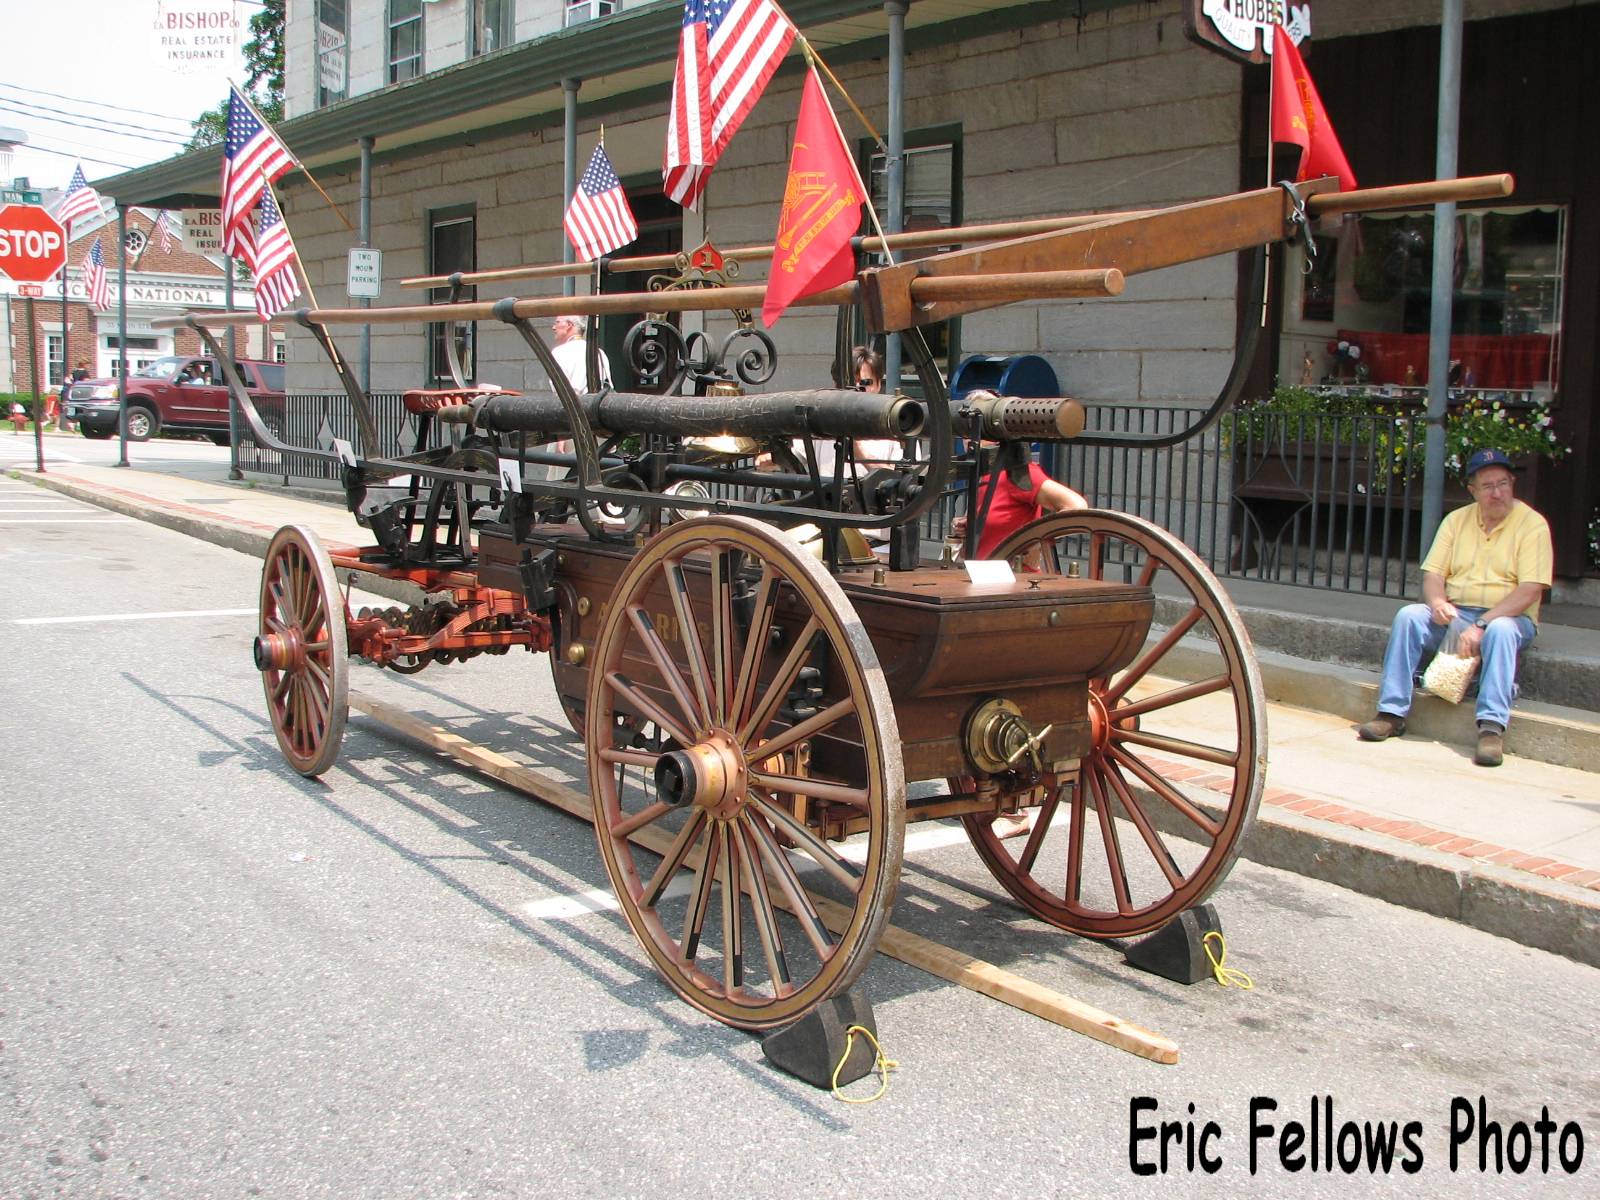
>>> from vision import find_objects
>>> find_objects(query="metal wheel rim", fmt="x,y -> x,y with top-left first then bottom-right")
258,525 -> 349,777
586,515 -> 904,1029
960,509 -> 1265,938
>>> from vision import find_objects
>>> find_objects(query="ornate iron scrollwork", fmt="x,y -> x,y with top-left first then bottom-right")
624,238 -> 779,393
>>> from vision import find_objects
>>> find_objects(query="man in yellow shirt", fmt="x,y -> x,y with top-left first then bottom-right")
1358,449 -> 1552,766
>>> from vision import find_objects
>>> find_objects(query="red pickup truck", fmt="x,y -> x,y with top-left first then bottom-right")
66,355 -> 284,443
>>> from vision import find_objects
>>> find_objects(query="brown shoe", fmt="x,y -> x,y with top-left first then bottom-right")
1474,727 -> 1504,767
1357,714 -> 1407,742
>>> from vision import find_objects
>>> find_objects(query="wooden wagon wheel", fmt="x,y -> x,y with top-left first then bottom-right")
959,510 -> 1265,939
587,516 -> 904,1029
254,525 -> 350,778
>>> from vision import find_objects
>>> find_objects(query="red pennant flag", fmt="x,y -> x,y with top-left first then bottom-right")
762,68 -> 865,327
1271,24 -> 1357,192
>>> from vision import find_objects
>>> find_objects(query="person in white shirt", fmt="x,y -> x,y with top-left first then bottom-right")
549,315 -> 612,394
545,315 -> 613,471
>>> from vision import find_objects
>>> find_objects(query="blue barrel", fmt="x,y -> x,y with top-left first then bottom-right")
950,354 -> 1062,471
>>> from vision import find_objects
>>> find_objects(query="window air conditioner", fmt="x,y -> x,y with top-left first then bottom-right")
565,0 -> 617,27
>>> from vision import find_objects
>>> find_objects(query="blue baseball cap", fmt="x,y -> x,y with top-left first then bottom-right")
1463,448 -> 1517,480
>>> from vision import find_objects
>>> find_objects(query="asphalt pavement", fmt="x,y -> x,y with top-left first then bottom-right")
1,497 -> 1597,1197
8,432 -> 1597,970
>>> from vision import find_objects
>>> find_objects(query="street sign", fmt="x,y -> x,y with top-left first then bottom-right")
347,247 -> 383,299
17,283 -> 44,297
0,205 -> 68,284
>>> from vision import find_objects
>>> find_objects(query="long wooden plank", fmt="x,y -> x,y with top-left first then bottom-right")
348,690 -> 1180,1064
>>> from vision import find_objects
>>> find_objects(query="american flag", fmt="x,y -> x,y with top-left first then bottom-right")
222,84 -> 296,264
663,0 -> 796,209
252,187 -> 301,320
84,237 -> 111,311
563,144 -> 638,262
55,163 -> 103,228
155,209 -> 174,255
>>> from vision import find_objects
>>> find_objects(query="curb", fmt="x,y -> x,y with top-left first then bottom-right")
1148,769 -> 1600,970
1239,799 -> 1600,969
13,467 -> 1600,969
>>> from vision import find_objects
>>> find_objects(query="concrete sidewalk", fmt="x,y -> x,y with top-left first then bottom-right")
7,450 -> 1598,968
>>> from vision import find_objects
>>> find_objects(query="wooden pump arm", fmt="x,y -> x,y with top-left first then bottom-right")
862,173 -> 1512,449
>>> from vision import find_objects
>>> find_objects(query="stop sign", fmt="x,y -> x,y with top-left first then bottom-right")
0,205 -> 68,284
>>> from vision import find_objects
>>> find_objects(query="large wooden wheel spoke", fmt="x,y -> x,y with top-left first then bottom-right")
587,516 -> 903,1030
257,525 -> 349,778
960,510 -> 1264,938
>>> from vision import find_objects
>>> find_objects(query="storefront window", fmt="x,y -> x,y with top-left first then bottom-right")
1281,206 -> 1565,398
46,333 -> 64,386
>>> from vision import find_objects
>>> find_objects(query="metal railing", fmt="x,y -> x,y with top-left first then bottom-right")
241,392 -> 1490,597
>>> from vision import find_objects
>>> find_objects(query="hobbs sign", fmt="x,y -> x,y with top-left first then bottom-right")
1186,0 -> 1311,63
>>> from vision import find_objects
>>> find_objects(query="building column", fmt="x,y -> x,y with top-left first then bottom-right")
883,0 -> 908,389
1421,0 -> 1464,549
563,78 -> 580,298
360,134 -> 375,391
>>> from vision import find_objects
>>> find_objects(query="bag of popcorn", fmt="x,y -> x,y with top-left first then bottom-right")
1421,620 -> 1479,705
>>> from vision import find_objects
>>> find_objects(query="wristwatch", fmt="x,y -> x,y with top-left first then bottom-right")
1473,618 -> 1489,630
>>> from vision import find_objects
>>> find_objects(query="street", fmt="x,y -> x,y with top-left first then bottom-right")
1,489 -> 1596,1198
0,430 -> 234,473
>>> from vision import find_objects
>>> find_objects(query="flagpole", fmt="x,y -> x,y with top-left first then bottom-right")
796,34 -> 887,155
1263,27 -> 1276,328
800,52 -> 896,269
264,179 -> 321,311
234,83 -> 356,234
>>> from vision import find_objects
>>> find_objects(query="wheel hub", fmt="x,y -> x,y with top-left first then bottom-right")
254,628 -> 305,673
252,630 -> 305,678
653,732 -> 748,819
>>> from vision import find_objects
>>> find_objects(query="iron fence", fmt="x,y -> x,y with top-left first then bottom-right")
242,392 -> 1487,598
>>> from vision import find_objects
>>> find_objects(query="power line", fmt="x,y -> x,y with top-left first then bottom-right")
0,103 -> 190,146
10,143 -> 138,171
0,95 -> 193,141
0,82 -> 195,127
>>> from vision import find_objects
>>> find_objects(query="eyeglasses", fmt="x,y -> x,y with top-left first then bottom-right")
1471,478 -> 1514,493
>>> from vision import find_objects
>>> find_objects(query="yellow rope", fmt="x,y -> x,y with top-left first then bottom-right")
830,1024 -> 898,1104
1202,931 -> 1254,990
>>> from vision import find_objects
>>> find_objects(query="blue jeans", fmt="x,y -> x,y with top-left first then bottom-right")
1377,604 -> 1536,728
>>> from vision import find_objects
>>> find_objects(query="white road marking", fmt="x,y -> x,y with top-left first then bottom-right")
15,607 -> 256,626
519,819 -> 976,922
521,876 -> 692,920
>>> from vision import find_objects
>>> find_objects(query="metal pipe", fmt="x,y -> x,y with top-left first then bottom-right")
472,387 -> 925,440
563,79 -> 579,299
116,206 -> 129,467
360,134 -> 374,390
884,0 -> 907,390
1422,0 -> 1465,548
26,297 -> 44,472
225,252 -> 240,479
